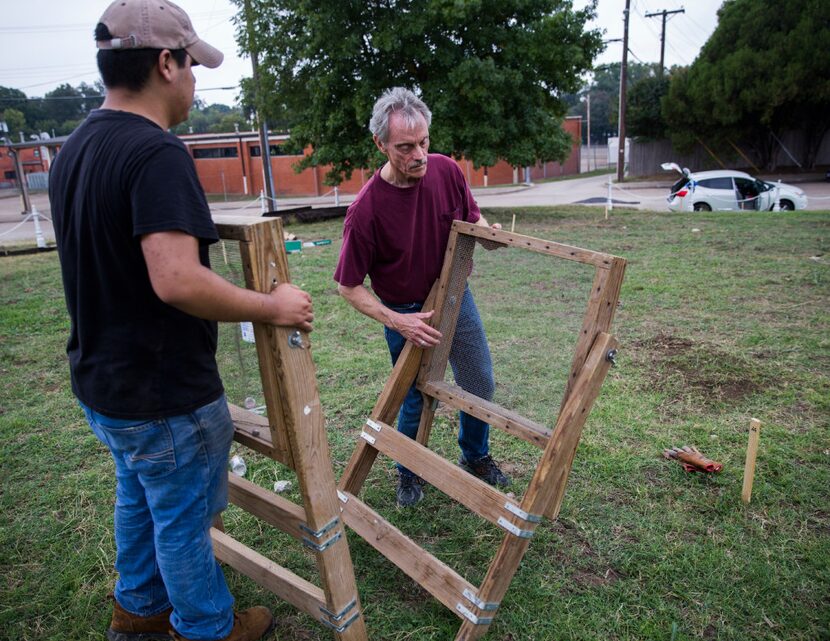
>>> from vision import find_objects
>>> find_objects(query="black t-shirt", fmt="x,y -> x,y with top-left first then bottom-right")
49,109 -> 223,419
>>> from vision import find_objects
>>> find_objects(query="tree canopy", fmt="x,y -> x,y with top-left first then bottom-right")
0,83 -> 104,139
662,0 -> 830,169
235,0 -> 603,183
0,83 -> 248,141
626,73 -> 670,141
566,62 -> 662,144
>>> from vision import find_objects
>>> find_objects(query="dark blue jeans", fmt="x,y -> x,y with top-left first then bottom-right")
384,286 -> 495,477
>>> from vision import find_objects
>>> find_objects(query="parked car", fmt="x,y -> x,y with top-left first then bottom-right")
661,163 -> 808,212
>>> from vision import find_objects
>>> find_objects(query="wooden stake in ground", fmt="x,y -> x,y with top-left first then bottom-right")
510,213 -> 516,233
742,418 -> 762,504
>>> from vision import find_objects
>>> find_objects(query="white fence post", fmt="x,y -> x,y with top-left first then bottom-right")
31,205 -> 46,249
607,178 -> 613,212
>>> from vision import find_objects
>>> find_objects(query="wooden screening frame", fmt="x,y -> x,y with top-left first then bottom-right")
209,215 -> 367,640
338,221 -> 626,640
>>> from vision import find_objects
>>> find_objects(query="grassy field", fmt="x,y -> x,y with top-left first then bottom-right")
1,206 -> 828,641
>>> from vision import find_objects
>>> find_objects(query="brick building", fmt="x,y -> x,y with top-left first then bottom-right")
180,115 -> 582,197
0,116 -> 581,197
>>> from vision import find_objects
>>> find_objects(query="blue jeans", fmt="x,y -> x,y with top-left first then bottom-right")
384,286 -> 495,477
82,395 -> 236,640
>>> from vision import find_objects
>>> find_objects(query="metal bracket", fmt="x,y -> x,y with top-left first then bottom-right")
320,598 -> 357,622
455,603 -> 493,626
606,348 -> 618,366
430,397 -> 439,411
462,588 -> 500,612
504,501 -> 542,524
497,516 -> 535,539
320,611 -> 360,633
365,418 -> 382,432
299,517 -> 339,539
302,531 -> 341,552
337,490 -> 349,504
359,431 -> 376,445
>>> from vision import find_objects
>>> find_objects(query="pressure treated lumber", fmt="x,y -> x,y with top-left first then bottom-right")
213,216 -> 366,640
338,221 -> 626,640
742,418 -> 762,503
339,492 -> 476,614
420,381 -> 551,449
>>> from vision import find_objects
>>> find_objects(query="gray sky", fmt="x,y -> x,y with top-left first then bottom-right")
0,0 -> 722,107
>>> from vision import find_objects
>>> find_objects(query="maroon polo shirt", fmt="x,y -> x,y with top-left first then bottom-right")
334,153 -> 480,304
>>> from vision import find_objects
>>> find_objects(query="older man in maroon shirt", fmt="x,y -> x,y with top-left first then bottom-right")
334,87 -> 510,507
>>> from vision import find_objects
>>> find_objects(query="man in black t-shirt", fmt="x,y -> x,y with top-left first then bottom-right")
49,2 -> 312,640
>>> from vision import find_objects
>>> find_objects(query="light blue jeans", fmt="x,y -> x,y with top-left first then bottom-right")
82,395 -> 236,640
384,286 -> 495,477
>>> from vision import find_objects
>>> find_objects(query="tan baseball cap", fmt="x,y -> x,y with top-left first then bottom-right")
96,0 -> 224,68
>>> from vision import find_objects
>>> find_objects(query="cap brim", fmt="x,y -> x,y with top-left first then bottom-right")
186,39 -> 223,69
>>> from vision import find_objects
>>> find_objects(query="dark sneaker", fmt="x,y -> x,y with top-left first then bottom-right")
396,473 -> 424,507
459,454 -> 511,487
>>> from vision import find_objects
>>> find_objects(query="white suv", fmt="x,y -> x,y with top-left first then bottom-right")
662,164 -> 808,212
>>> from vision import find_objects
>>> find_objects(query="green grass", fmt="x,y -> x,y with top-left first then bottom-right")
1,206 -> 828,641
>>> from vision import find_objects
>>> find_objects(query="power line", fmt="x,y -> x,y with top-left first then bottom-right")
0,86 -> 239,103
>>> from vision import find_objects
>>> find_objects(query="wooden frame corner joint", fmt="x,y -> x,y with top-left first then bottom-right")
462,588 -> 500,612
455,602 -> 495,626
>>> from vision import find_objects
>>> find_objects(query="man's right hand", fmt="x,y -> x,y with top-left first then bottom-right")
391,310 -> 442,348
268,283 -> 314,332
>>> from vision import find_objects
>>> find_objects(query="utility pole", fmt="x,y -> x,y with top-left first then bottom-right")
243,0 -> 277,209
586,93 -> 591,172
645,8 -> 685,76
617,0 -> 631,184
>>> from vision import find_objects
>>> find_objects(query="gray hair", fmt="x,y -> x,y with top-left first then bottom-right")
369,87 -> 432,144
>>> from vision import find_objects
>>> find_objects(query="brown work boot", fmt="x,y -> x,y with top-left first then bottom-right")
170,607 -> 275,641
107,600 -> 173,641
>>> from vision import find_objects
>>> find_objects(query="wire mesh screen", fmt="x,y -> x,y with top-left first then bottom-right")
426,231 -> 597,475
208,240 -> 266,413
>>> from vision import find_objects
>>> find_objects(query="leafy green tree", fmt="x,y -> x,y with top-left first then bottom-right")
662,0 -> 830,169
0,87 -> 28,112
235,0 -> 603,184
171,101 -> 248,135
0,87 -> 33,137
567,62 -> 661,144
1,108 -> 27,141
627,74 -> 670,140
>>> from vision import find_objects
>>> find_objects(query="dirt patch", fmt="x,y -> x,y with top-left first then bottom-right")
573,567 -> 622,587
274,614 -> 316,640
393,577 -> 431,606
631,332 -> 772,408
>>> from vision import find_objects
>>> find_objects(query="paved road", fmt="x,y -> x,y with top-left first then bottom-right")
3,173 -> 829,248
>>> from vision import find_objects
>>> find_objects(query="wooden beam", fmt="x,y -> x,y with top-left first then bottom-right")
211,528 -> 325,620
227,403 -> 289,463
227,474 -> 306,541
213,214 -> 265,241
362,419 -> 530,530
339,492 -> 475,616
451,221 -> 619,269
420,381 -> 551,449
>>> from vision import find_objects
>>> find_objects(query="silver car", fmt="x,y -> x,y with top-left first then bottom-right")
662,163 -> 808,212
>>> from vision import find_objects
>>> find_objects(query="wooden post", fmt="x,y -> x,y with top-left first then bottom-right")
742,418 -> 762,504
